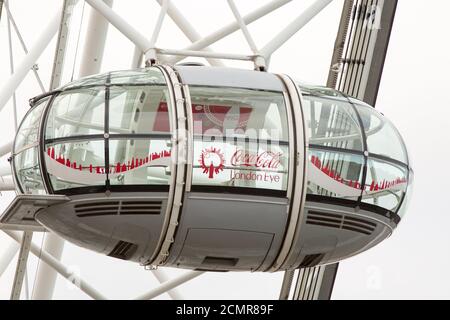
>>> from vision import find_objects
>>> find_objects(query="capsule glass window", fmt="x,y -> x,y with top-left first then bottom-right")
356,105 -> 408,164
45,88 -> 105,139
14,98 -> 49,194
307,148 -> 365,201
189,86 -> 289,192
301,88 -> 364,152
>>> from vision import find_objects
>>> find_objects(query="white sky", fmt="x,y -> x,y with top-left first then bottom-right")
0,0 -> 449,300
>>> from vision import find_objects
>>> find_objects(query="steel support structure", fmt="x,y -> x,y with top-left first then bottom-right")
134,271 -> 205,300
5,230 -> 106,300
87,0 -> 329,69
0,242 -> 19,278
0,9 -> 62,113
154,0 -> 224,67
286,0 -> 398,301
10,231 -> 32,300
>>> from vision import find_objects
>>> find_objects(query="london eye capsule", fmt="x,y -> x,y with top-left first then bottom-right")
2,66 -> 413,272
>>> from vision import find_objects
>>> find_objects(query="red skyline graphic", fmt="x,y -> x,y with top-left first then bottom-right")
310,155 -> 407,192
46,147 -> 171,174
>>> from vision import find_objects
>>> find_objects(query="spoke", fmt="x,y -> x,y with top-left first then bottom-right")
4,230 -> 107,300
227,0 -> 259,54
134,271 -> 205,300
0,241 -> 19,278
85,0 -> 151,53
4,0 -> 46,93
166,0 -> 292,65
155,0 -> 225,66
149,0 -> 169,47
260,0 -> 334,59
6,9 -> 18,130
10,231 -> 32,300
0,8 -> 61,113
151,269 -> 183,300
0,176 -> 15,191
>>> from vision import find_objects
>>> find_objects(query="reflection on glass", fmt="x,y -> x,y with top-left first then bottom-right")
109,69 -> 166,85
45,140 -> 105,191
189,86 -> 289,192
108,139 -> 171,186
15,98 -> 48,153
302,93 -> 363,151
397,170 -> 413,218
189,86 -> 289,141
109,85 -> 171,135
14,147 -> 46,195
60,73 -> 108,90
45,88 -> 105,139
356,105 -> 408,164
307,149 -> 364,201
363,158 -> 408,213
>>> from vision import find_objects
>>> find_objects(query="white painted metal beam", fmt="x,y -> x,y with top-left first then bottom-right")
78,0 -> 113,77
0,141 -> 13,157
154,0 -> 225,67
4,230 -> 107,300
4,0 -> 46,93
158,48 -> 253,61
0,241 -> 19,278
0,176 -> 15,191
260,0 -> 334,59
134,271 -> 204,300
10,231 -> 32,300
151,269 -> 183,300
227,0 -> 259,54
0,8 -> 62,113
85,0 -> 152,53
166,0 -> 293,65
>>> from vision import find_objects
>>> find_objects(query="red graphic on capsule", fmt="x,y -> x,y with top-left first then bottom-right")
199,147 -> 225,179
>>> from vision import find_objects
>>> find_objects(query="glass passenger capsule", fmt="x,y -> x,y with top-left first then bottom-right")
6,66 -> 413,271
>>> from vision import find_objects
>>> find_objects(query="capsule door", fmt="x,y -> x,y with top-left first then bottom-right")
164,66 -> 297,272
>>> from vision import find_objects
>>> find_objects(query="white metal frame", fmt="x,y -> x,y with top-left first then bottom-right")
0,0 -> 337,300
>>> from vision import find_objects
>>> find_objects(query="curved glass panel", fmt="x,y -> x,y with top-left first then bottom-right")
109,85 -> 171,134
43,67 -> 173,193
301,86 -> 364,152
363,158 -> 408,213
355,105 -> 408,164
60,73 -> 109,90
307,149 -> 364,201
189,86 -> 289,192
108,138 -> 171,186
14,98 -> 48,195
14,98 -> 48,153
46,88 -> 105,139
397,170 -> 413,218
45,140 -> 106,191
109,69 -> 166,85
14,147 -> 46,194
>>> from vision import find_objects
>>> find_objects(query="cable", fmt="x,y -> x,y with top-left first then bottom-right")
70,1 -> 86,82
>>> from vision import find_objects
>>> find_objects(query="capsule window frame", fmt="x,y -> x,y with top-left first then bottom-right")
34,69 -> 176,195
300,85 -> 412,221
186,84 -> 292,196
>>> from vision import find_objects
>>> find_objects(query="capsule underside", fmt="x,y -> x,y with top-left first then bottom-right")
8,66 -> 412,272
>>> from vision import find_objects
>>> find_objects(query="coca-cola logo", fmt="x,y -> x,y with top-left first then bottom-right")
230,149 -> 282,169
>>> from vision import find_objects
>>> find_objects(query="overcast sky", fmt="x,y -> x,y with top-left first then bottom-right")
0,0 -> 449,300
